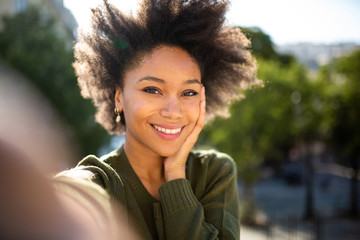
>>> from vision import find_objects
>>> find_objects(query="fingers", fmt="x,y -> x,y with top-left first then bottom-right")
199,85 -> 206,127
182,86 -> 206,149
195,85 -> 206,131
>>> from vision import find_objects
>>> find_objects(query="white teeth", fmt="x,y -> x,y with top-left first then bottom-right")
153,125 -> 181,134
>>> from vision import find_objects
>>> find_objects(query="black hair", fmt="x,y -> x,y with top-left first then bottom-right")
74,0 -> 257,134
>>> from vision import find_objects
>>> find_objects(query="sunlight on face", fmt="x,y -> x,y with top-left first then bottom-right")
115,46 -> 202,157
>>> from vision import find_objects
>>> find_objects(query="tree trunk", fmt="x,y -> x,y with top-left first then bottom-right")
349,153 -> 359,218
303,153 -> 315,220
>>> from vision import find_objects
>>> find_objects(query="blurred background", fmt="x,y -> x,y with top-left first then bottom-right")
0,0 -> 359,239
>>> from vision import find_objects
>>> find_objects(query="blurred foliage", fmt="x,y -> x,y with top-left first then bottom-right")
197,27 -> 359,185
240,27 -> 295,66
326,49 -> 360,217
328,49 -> 360,158
0,5 -> 110,160
199,59 -> 332,184
197,26 -> 360,222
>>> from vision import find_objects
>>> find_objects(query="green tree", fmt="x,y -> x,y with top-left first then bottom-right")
332,49 -> 360,157
197,27 -> 338,223
319,49 -> 360,217
197,59 -> 310,222
0,5 -> 110,161
240,27 -> 295,66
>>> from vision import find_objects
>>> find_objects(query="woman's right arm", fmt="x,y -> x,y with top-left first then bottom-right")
55,168 -> 139,240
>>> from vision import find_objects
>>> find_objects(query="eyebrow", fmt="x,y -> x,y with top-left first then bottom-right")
137,76 -> 201,85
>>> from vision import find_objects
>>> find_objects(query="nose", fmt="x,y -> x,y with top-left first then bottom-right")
160,96 -> 183,119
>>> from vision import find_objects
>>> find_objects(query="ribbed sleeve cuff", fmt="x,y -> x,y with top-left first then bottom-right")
159,179 -> 200,219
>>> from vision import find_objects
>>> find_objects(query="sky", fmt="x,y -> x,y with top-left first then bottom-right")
64,0 -> 360,45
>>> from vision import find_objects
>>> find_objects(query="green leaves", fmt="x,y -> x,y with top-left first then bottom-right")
197,27 -> 359,186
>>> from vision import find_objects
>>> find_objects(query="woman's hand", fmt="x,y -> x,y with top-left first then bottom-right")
164,86 -> 206,181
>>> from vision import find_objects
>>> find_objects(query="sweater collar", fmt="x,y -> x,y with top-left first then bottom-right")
111,145 -> 159,204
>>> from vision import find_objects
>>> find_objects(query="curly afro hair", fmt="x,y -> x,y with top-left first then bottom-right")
73,0 -> 258,135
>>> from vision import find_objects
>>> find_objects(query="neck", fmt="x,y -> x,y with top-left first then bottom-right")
123,137 -> 165,182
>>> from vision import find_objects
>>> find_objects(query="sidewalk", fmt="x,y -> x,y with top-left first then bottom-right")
238,175 -> 360,240
240,217 -> 360,240
240,225 -> 268,240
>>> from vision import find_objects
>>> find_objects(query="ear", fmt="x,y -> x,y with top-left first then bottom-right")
115,86 -> 123,110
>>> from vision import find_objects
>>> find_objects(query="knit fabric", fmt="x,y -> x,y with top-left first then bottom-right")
57,146 -> 240,240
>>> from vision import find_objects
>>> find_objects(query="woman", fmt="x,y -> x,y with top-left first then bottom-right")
58,0 -> 257,239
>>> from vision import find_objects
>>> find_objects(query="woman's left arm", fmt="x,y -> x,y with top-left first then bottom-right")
159,155 -> 240,240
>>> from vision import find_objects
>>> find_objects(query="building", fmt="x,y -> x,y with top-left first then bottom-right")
276,42 -> 360,70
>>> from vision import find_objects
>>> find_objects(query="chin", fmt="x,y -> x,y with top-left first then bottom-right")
158,150 -> 177,158
152,145 -> 180,158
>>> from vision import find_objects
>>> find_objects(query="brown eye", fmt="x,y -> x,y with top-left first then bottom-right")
143,87 -> 161,94
182,90 -> 198,97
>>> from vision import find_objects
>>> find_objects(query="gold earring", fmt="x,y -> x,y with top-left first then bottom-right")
114,108 -> 122,123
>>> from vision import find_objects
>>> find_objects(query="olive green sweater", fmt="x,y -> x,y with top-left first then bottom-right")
57,146 -> 240,240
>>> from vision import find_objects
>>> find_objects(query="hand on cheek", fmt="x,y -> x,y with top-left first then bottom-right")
164,86 -> 206,181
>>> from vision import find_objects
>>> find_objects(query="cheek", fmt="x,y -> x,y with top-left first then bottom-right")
183,101 -> 200,123
123,96 -> 151,121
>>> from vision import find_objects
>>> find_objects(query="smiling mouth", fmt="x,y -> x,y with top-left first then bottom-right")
151,124 -> 182,134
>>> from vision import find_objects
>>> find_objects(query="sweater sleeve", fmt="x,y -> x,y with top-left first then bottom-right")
53,175 -> 139,240
158,153 -> 240,240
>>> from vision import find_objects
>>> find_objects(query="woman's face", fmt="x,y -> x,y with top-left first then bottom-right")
115,46 -> 202,157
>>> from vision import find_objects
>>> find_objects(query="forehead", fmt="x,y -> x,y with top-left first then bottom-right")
123,45 -> 201,86
146,45 -> 198,65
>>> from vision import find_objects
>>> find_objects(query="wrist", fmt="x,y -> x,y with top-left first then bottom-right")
165,167 -> 185,181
